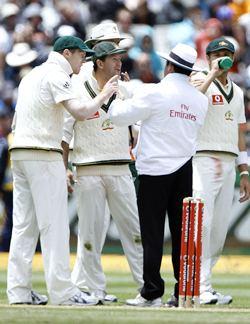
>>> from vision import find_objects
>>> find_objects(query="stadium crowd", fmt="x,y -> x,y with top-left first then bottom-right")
0,0 -> 250,123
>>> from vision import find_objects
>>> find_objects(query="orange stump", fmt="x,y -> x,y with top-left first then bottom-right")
179,197 -> 204,308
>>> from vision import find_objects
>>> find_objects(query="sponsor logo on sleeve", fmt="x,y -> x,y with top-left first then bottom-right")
63,81 -> 70,89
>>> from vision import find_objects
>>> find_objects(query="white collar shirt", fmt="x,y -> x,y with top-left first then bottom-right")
109,73 -> 208,175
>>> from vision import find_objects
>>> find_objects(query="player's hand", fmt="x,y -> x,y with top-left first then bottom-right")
239,175 -> 250,202
101,75 -> 119,100
66,169 -> 76,194
121,71 -> 130,82
209,58 -> 225,78
191,78 -> 205,88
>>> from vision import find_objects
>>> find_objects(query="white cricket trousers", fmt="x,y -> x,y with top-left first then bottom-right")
193,156 -> 235,293
7,160 -> 79,304
71,174 -> 144,292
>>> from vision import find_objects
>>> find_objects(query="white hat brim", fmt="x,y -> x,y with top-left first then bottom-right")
157,51 -> 201,72
6,50 -> 38,67
85,36 -> 126,47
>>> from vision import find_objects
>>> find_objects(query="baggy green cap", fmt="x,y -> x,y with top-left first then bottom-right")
53,36 -> 95,56
92,41 -> 126,62
206,37 -> 235,54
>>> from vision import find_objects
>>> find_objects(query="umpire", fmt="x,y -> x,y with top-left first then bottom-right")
109,43 -> 208,307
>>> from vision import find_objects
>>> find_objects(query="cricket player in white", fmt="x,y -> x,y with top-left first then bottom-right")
62,41 -> 143,303
191,37 -> 250,305
7,36 -> 118,305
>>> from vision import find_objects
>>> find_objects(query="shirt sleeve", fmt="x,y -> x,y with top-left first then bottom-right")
48,72 -> 77,104
62,110 -> 76,144
109,86 -> 153,126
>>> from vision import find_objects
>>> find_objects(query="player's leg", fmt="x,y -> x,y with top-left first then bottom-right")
71,175 -> 107,293
7,160 -> 39,304
210,160 -> 235,267
105,174 -> 143,288
193,156 -> 222,301
30,160 -> 78,304
209,160 -> 235,304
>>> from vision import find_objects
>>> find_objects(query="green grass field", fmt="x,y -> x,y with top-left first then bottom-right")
0,254 -> 250,323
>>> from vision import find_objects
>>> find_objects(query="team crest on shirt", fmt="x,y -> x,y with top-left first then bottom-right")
212,94 -> 223,105
225,111 -> 234,121
102,119 -> 114,130
63,81 -> 70,89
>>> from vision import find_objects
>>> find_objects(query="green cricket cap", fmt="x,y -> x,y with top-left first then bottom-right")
53,36 -> 95,56
206,37 -> 235,54
92,41 -> 126,62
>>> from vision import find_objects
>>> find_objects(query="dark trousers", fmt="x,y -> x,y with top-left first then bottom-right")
0,191 -> 13,252
138,159 -> 192,300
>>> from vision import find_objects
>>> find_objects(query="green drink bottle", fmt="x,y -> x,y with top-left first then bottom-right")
218,57 -> 233,70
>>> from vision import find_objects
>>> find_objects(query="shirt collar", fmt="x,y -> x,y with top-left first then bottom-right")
90,71 -> 100,91
47,51 -> 73,76
215,75 -> 232,91
161,73 -> 189,84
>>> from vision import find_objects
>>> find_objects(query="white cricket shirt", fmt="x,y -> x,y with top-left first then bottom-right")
109,73 -> 208,175
191,72 -> 246,155
11,51 -> 77,157
63,69 -> 131,168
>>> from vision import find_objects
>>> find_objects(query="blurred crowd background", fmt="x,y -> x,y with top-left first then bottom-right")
1,0 -> 250,252
0,0 -> 250,120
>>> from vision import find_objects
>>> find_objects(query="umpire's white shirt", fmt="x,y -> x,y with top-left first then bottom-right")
109,73 -> 208,175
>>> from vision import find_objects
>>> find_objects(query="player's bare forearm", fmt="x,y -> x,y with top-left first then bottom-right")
238,123 -> 247,151
192,73 -> 215,94
61,140 -> 69,169
238,124 -> 248,173
62,75 -> 119,121
61,140 -> 75,193
191,58 -> 224,94
237,123 -> 250,202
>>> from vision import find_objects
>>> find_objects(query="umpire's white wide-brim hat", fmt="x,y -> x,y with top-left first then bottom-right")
158,43 -> 200,72
6,43 -> 38,67
85,22 -> 125,48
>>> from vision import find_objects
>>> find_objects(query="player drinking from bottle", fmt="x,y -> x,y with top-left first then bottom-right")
191,37 -> 250,305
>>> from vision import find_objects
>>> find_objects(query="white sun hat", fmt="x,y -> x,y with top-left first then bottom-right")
6,43 -> 38,67
85,22 -> 125,48
158,43 -> 201,71
1,3 -> 19,20
119,33 -> 134,49
23,3 -> 42,20
57,25 -> 77,37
